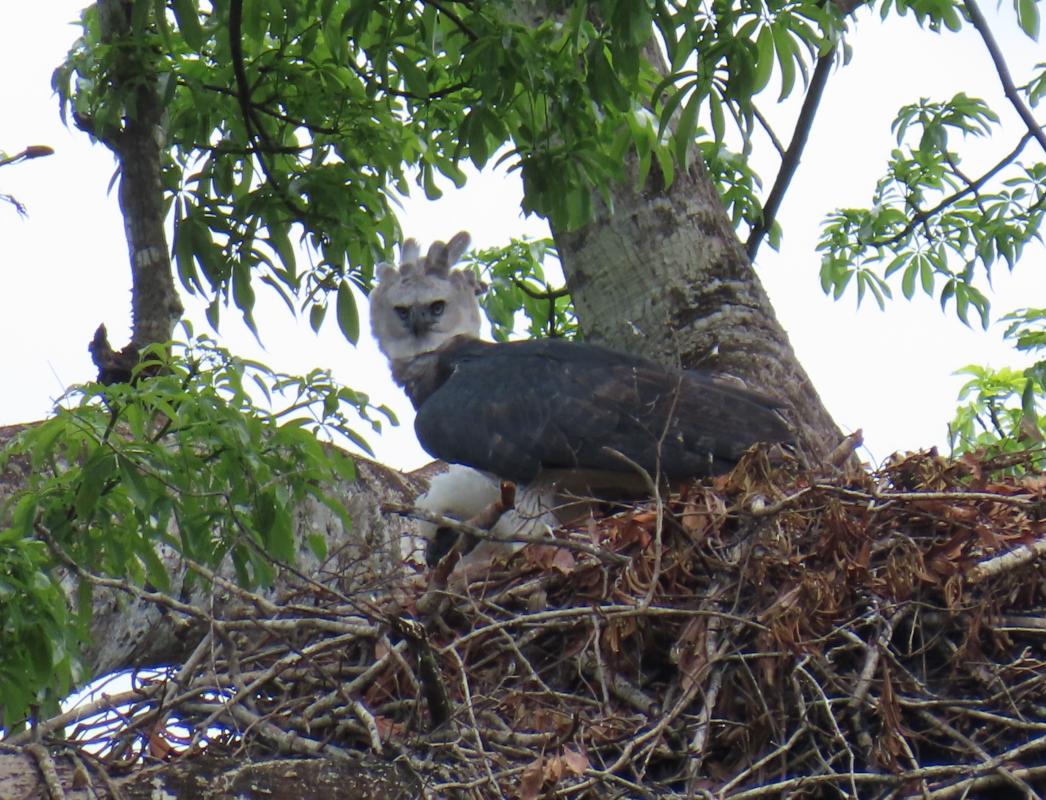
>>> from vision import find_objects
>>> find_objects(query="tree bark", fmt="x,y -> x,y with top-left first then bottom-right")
555,159 -> 843,463
513,0 -> 843,462
95,0 -> 183,351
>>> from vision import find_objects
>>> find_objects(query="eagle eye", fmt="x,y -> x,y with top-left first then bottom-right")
430,300 -> 446,317
394,306 -> 410,322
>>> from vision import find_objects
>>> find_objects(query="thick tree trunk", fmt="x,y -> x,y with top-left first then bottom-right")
519,0 -> 842,462
555,159 -> 843,463
95,0 -> 183,351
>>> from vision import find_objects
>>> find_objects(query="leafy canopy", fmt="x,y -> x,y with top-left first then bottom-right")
53,0 -> 1045,345
54,0 -> 849,336
0,328 -> 379,726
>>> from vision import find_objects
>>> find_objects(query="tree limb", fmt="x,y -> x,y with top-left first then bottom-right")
963,0 -> 1046,155
747,48 -> 836,261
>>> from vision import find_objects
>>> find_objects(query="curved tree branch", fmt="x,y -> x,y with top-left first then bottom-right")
963,0 -> 1046,154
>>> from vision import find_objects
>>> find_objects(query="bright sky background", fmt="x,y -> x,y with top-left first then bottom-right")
2,2 -> 1044,472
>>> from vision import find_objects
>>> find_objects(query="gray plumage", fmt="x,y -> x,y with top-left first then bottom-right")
370,231 -> 484,375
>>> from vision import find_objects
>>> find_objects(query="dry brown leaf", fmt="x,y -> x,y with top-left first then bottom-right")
561,745 -> 590,776
550,546 -> 577,574
544,754 -> 565,784
528,708 -> 573,735
374,715 -> 403,740
517,756 -> 544,800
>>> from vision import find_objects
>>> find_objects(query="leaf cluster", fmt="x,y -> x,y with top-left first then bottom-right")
652,0 -> 847,239
949,307 -> 1046,461
818,31 -> 1045,326
52,1 -> 670,336
469,238 -> 578,341
0,328 -> 378,727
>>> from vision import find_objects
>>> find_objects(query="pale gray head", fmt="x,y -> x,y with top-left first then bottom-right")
370,231 -> 486,365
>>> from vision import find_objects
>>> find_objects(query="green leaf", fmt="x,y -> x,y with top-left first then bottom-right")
655,73 -> 697,138
171,0 -> 205,51
309,303 -> 327,333
205,298 -> 221,331
329,451 -> 357,482
117,456 -> 152,510
174,206 -> 203,295
139,546 -> 171,593
23,627 -> 53,677
231,261 -> 258,335
772,23 -> 797,101
306,533 -> 329,561
421,163 -> 443,200
267,503 -> 296,563
74,450 -> 116,519
392,50 -> 428,96
468,111 -> 490,169
709,90 -> 726,143
268,225 -> 297,284
919,255 -> 935,295
901,261 -> 918,299
675,90 -> 702,170
336,281 -> 360,344
884,252 -> 910,278
1016,0 -> 1041,39
752,26 -> 775,94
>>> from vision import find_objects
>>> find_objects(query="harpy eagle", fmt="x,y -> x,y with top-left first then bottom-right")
370,232 -> 793,563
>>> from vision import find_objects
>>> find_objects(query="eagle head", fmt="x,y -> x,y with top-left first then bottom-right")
370,231 -> 486,364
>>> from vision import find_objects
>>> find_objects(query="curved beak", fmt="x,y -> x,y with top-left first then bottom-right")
409,307 -> 432,337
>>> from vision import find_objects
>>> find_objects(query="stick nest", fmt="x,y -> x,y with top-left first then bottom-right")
50,448 -> 1046,798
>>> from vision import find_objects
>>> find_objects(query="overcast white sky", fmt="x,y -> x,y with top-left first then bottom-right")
2,2 -> 1044,472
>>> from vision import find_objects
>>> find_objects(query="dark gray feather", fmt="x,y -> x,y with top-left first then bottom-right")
410,338 -> 792,484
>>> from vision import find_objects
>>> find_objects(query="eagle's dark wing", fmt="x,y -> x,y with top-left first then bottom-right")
412,338 -> 792,484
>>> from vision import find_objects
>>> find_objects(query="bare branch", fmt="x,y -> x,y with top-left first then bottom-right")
964,0 -> 1046,154
746,48 -> 837,261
